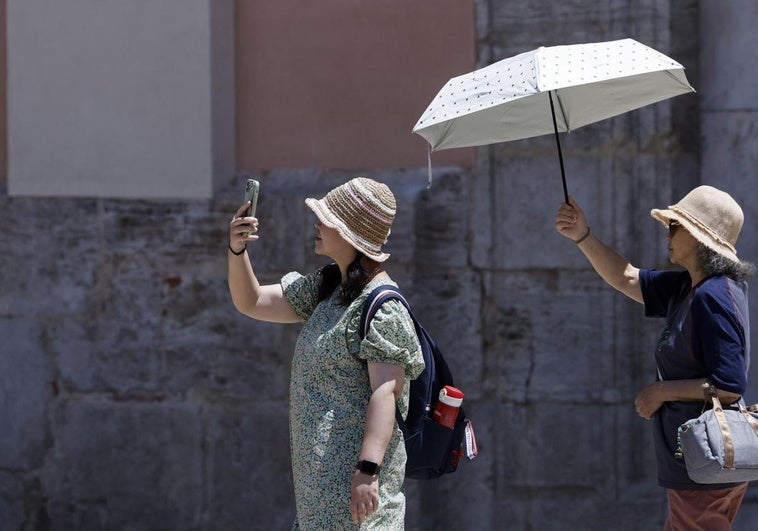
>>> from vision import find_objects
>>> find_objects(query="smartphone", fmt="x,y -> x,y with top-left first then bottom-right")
243,178 -> 260,218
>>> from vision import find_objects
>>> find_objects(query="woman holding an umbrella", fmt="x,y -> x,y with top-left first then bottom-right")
556,186 -> 754,529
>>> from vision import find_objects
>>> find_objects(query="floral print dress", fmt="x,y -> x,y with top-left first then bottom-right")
281,269 -> 424,530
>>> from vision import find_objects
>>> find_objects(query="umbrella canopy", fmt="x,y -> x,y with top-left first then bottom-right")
412,38 -> 695,197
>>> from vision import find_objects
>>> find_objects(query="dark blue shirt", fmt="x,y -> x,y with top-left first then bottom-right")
639,268 -> 750,489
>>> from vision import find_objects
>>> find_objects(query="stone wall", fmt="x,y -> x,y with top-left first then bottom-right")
2,1 -> 758,530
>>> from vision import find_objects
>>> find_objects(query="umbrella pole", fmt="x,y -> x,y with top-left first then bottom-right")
548,91 -> 569,204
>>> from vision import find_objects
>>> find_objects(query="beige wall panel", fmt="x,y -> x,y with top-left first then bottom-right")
7,0 -> 232,198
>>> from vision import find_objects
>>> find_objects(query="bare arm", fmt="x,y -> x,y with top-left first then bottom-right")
350,362 -> 405,524
359,363 -> 405,462
635,379 -> 742,419
227,202 -> 300,323
555,197 -> 644,304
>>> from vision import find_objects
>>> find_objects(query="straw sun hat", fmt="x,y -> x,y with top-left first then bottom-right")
651,185 -> 744,263
305,177 -> 396,262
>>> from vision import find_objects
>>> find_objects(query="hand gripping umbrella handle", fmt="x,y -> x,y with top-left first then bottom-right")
548,90 -> 569,204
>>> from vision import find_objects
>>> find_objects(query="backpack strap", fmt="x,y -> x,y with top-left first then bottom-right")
360,285 -> 413,340
359,284 -> 416,432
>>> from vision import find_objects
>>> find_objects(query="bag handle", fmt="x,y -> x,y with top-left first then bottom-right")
702,382 -> 758,469
703,383 -> 736,468
739,406 -> 758,435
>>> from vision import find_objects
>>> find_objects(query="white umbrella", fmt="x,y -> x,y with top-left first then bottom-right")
412,38 -> 695,199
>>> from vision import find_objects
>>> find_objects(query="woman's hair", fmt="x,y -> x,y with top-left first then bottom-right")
316,253 -> 376,306
695,242 -> 756,281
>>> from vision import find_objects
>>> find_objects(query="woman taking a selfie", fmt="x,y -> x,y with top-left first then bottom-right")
227,177 -> 423,530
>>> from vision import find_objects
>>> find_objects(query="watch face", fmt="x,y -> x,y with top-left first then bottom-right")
356,460 -> 380,476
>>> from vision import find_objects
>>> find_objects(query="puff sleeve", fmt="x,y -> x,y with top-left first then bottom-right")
281,269 -> 323,322
356,299 -> 425,381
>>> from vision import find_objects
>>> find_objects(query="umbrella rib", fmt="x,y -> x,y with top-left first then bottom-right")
552,90 -> 569,132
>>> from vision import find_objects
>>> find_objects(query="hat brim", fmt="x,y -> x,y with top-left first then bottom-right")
651,208 -> 740,263
305,197 -> 390,262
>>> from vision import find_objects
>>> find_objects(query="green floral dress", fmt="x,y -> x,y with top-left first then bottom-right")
281,269 -> 424,530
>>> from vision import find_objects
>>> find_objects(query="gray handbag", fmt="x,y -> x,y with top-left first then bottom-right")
676,383 -> 758,484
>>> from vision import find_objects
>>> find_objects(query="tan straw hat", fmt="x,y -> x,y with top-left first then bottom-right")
651,185 -> 744,263
305,177 -> 396,262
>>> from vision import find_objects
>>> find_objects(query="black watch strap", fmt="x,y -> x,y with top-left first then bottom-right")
355,459 -> 381,476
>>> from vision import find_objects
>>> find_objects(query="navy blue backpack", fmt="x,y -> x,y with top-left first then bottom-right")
359,285 -> 477,480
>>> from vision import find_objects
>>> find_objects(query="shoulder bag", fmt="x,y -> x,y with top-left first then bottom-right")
676,382 -> 758,483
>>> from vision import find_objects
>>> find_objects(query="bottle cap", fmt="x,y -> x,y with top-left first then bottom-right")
439,385 -> 464,406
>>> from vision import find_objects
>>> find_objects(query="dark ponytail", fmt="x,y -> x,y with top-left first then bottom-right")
316,253 -> 378,306
317,263 -> 341,303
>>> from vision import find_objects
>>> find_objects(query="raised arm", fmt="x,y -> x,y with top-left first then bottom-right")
228,202 -> 300,323
555,197 -> 644,304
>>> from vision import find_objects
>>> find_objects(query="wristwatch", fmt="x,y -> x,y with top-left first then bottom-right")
355,459 -> 381,477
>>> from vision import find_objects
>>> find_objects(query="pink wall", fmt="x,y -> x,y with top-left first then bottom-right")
235,0 -> 475,171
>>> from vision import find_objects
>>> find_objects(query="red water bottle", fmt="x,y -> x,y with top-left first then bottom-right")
433,385 -> 464,428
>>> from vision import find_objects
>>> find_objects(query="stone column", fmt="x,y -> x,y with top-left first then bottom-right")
700,0 -> 758,384
700,3 -> 758,528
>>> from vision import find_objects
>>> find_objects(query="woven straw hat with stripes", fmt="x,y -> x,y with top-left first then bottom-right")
306,177 -> 396,262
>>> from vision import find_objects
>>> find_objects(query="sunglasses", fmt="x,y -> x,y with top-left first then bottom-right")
668,221 -> 680,235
